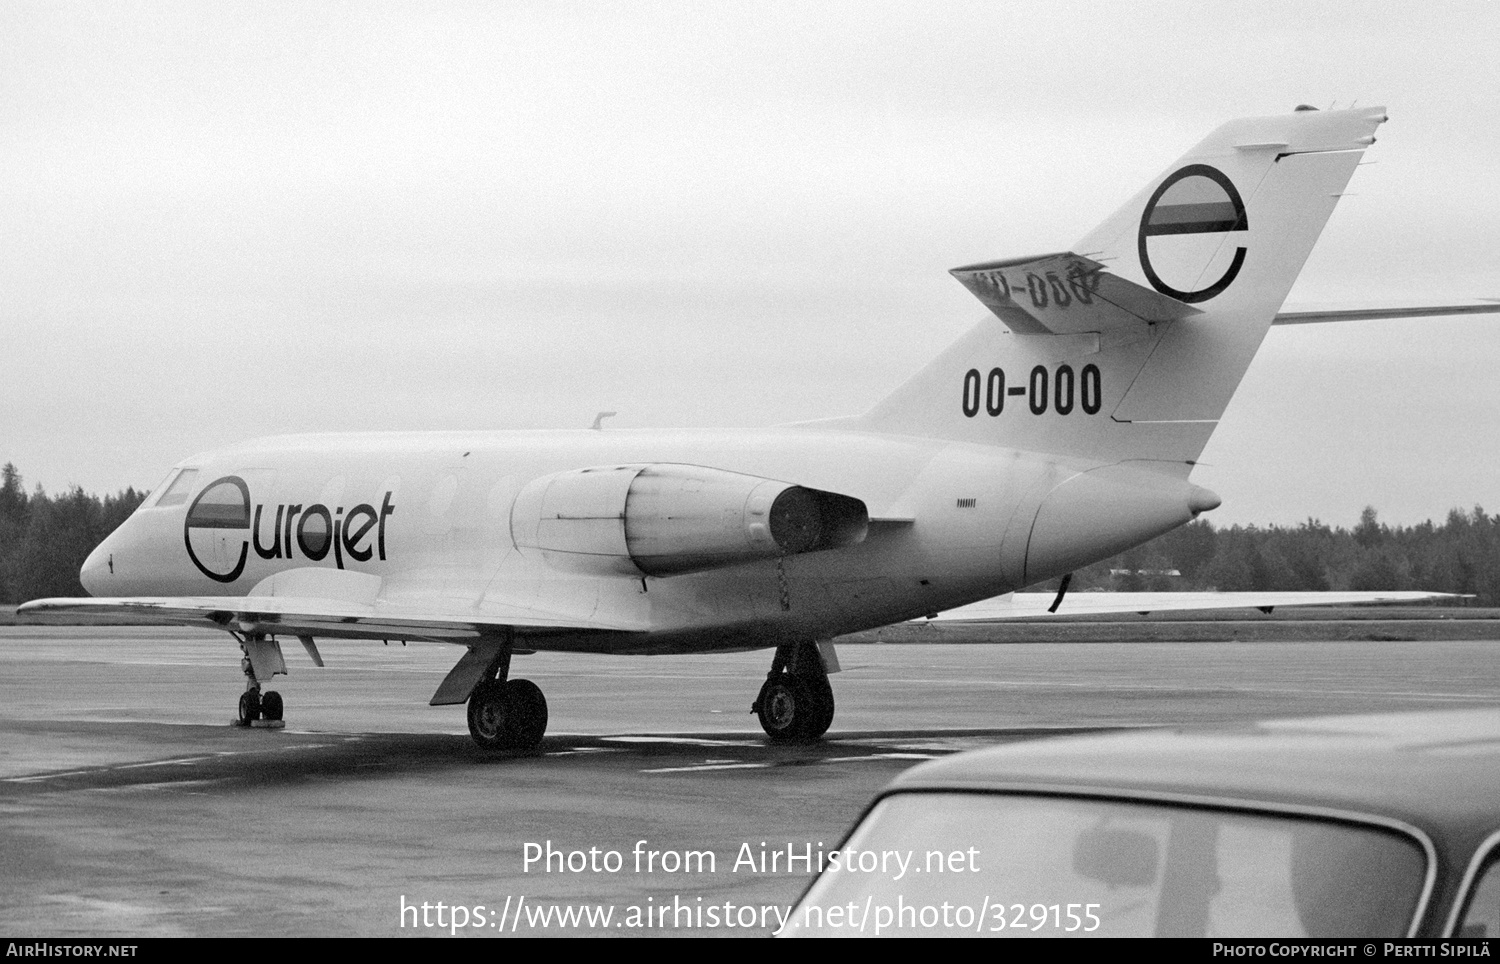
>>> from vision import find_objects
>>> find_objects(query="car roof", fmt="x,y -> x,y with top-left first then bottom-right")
888,709 -> 1500,842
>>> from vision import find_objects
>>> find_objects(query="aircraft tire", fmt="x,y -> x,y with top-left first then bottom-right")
260,690 -> 284,722
238,689 -> 261,724
467,679 -> 515,750
756,677 -> 814,742
505,679 -> 549,749
801,675 -> 835,739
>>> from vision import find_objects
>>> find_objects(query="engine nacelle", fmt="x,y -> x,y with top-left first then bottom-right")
509,464 -> 868,576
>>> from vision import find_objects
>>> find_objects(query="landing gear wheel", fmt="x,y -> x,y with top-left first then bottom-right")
467,679 -> 513,750
754,641 -> 837,742
505,679 -> 549,749
260,690 -> 284,722
467,678 -> 549,751
801,676 -> 835,739
755,677 -> 813,742
238,689 -> 261,724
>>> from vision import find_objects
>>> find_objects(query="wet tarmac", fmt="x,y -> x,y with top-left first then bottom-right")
3,627 -> 1497,936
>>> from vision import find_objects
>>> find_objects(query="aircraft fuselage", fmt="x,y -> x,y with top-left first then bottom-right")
81,426 -> 1209,655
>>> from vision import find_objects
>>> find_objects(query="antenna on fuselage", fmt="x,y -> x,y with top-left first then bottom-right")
591,411 -> 617,430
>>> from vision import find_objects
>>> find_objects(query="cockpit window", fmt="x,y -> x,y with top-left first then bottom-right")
155,469 -> 200,508
185,477 -> 250,528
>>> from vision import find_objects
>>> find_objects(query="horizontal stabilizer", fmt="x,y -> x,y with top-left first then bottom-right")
928,590 -> 1465,621
1274,300 -> 1500,325
950,252 -> 1201,336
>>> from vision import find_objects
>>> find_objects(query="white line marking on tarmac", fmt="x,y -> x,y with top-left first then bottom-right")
112,756 -> 216,770
820,753 -> 940,763
604,736 -> 763,747
641,762 -> 769,774
642,752 -> 940,774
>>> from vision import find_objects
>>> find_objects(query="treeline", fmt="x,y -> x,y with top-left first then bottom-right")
1058,506 -> 1500,603
0,464 -> 147,602
0,461 -> 1495,604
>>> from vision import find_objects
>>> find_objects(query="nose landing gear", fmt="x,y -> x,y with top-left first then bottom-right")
232,634 -> 286,729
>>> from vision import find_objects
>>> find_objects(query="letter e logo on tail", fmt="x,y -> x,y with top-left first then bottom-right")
1137,164 -> 1248,304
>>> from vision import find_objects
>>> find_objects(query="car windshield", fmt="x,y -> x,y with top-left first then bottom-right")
783,792 -> 1426,938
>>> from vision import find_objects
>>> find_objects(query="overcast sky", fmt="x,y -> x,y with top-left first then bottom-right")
4,1 -> 1498,527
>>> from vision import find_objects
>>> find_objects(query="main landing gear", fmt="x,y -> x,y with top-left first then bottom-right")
753,641 -> 834,742
234,639 -> 286,729
466,645 -> 549,751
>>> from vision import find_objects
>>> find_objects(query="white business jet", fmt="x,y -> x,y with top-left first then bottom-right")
20,106 -> 1490,749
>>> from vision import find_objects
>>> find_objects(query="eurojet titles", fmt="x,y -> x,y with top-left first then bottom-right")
183,475 -> 397,583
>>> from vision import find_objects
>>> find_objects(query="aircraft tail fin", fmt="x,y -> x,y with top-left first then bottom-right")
861,106 -> 1388,470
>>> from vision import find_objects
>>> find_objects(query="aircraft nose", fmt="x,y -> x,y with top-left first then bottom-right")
79,538 -> 113,596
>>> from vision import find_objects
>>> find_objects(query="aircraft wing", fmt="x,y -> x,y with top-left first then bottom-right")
1273,301 -> 1500,325
16,594 -> 649,643
16,566 -> 649,644
930,590 -> 1465,621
